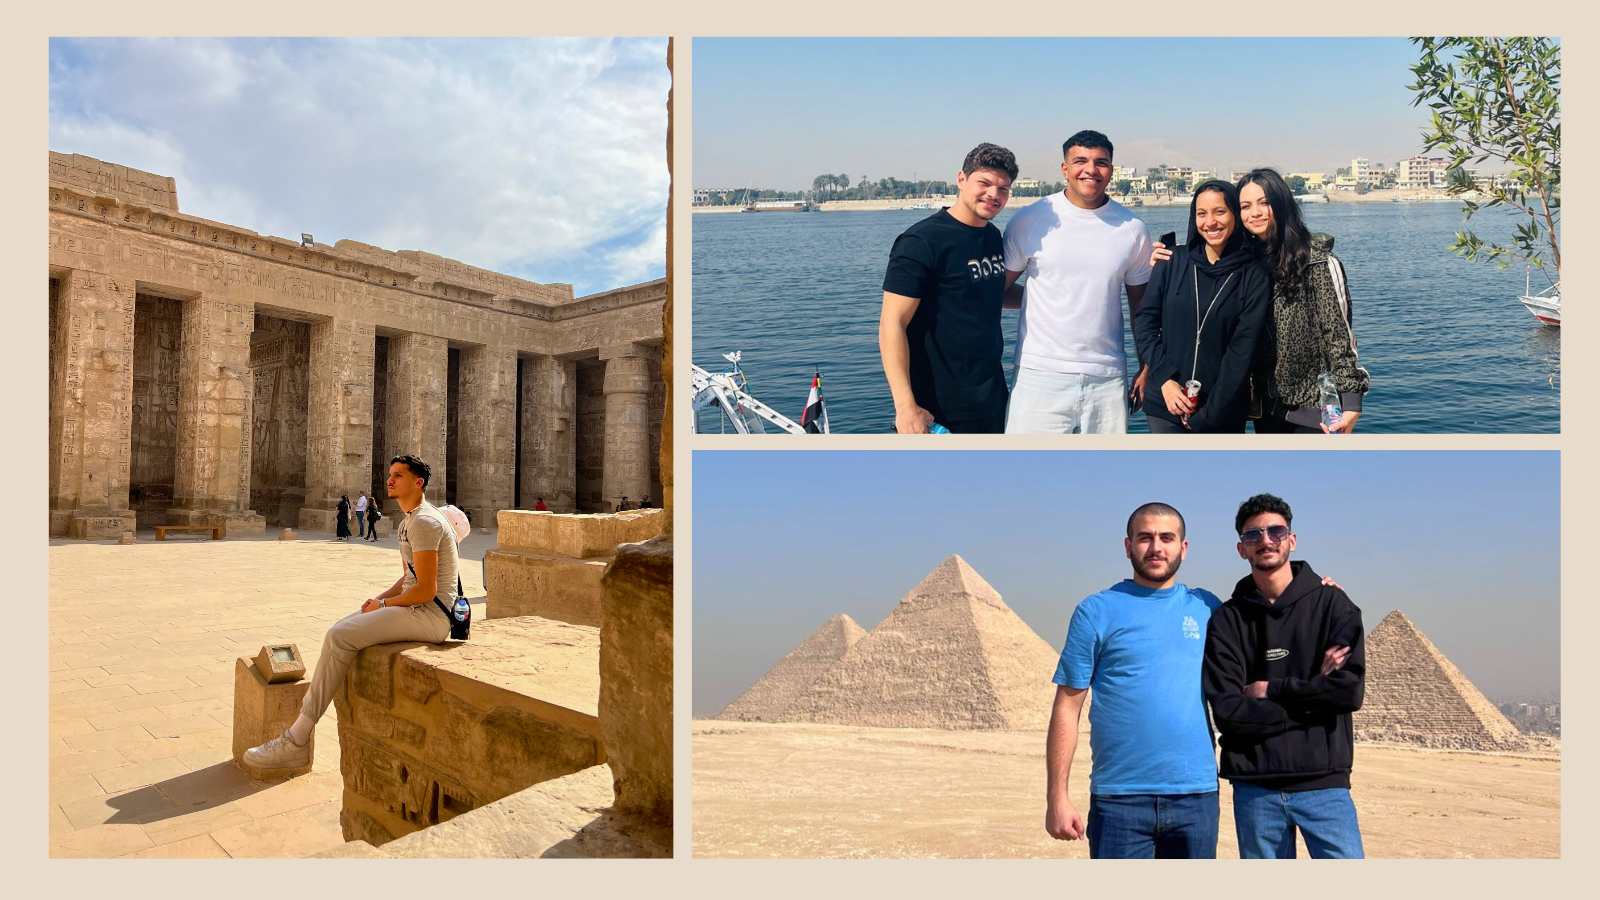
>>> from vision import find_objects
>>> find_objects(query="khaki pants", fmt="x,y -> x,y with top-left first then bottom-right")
300,602 -> 451,722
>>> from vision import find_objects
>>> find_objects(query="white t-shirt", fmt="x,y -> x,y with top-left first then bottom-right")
354,494 -> 368,512
1003,194 -> 1154,378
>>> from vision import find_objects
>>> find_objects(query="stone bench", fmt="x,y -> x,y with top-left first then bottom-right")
332,615 -> 602,847
484,509 -> 664,626
154,524 -> 224,540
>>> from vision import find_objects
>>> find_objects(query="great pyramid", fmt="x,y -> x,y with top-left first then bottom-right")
1354,610 -> 1527,751
718,613 -> 867,722
784,555 -> 1064,731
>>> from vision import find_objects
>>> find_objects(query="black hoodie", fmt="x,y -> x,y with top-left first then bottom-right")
1202,560 -> 1364,791
1133,242 -> 1271,432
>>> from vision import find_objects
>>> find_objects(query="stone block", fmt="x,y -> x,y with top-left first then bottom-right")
297,507 -> 337,534
232,657 -> 313,780
117,532 -> 135,545
599,534 -> 673,825
68,511 -> 137,541
496,508 -> 664,559
484,548 -> 607,626
278,528 -> 298,541
212,512 -> 266,537
332,617 -> 602,845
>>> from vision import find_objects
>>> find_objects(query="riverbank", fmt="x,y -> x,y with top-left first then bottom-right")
694,188 -> 1461,213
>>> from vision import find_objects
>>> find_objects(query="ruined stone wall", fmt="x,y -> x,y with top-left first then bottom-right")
48,278 -> 61,505
332,617 -> 603,846
576,359 -> 607,512
446,348 -> 460,506
50,152 -> 179,211
485,509 -> 666,625
249,317 -> 310,527
129,295 -> 184,527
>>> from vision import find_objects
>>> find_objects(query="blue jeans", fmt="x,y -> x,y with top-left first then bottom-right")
1087,792 -> 1219,859
356,514 -> 367,537
1232,784 -> 1365,858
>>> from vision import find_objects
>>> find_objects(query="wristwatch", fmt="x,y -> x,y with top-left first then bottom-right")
379,598 -> 387,608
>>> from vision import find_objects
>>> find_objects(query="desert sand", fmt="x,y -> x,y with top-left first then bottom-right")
691,721 -> 1559,859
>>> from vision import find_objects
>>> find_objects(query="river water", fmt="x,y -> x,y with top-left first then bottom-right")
692,202 -> 1560,434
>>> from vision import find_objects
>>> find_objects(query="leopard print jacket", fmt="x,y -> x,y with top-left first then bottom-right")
1260,235 -> 1370,410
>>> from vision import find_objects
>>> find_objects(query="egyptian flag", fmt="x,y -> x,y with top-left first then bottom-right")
801,370 -> 828,434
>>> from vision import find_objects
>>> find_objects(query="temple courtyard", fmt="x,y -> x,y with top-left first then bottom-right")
691,721 -> 1561,859
48,528 -> 492,858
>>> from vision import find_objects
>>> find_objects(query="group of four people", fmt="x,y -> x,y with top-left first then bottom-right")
880,131 -> 1369,434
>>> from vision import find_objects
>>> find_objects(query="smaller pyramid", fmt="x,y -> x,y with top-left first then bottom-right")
1355,611 -> 1527,751
717,614 -> 867,722
788,555 -> 1063,731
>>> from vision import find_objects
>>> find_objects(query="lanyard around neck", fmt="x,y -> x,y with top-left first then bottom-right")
1191,263 -> 1236,383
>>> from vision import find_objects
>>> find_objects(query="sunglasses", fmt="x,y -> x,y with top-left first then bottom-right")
1239,525 -> 1291,545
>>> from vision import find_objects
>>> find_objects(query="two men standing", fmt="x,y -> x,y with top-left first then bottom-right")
878,131 -> 1153,434
1046,494 -> 1366,858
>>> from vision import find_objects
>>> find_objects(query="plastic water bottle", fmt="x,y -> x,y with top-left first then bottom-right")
929,423 -> 951,434
1318,373 -> 1342,433
453,595 -> 470,622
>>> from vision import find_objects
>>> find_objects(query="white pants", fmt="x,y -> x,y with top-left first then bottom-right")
1005,368 -> 1128,434
299,602 -> 451,723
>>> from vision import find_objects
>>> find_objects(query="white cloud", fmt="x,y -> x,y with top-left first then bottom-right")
49,37 -> 669,296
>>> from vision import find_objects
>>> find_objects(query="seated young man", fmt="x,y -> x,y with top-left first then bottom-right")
244,454 -> 462,770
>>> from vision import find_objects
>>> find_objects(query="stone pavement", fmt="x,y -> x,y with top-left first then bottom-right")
48,526 -> 490,858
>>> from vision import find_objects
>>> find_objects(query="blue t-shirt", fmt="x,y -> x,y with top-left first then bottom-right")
1053,580 -> 1223,796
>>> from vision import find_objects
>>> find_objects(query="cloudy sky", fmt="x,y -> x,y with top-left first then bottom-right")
50,38 -> 668,296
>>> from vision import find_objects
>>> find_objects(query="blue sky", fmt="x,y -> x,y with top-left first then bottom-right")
692,450 -> 1559,716
50,38 -> 668,296
695,37 -> 1470,190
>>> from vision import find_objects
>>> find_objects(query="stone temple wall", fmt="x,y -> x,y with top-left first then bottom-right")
332,617 -> 603,846
648,357 -> 665,505
49,151 -> 663,537
129,295 -> 184,526
249,317 -> 311,527
370,335 -> 389,500
576,359 -> 607,512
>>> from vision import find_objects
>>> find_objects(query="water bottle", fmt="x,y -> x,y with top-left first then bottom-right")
453,595 -> 470,622
1318,373 -> 1342,433
929,423 -> 951,434
1181,380 -> 1202,429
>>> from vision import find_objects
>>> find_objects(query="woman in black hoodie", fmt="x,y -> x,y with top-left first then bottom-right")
1133,180 -> 1271,433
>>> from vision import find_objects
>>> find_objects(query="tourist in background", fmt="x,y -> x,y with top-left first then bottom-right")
1133,180 -> 1271,433
878,143 -> 1016,434
1002,130 -> 1154,434
1203,493 -> 1366,858
1151,168 -> 1369,433
365,501 -> 381,542
244,455 -> 461,772
535,497 -> 549,511
354,490 -> 368,538
336,494 -> 351,542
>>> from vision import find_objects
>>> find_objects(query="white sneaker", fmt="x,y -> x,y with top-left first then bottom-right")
244,728 -> 311,770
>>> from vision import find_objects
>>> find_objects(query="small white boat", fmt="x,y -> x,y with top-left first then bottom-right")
690,351 -> 832,434
1519,270 -> 1560,327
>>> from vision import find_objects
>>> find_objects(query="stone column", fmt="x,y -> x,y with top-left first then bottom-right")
170,294 -> 266,535
600,343 -> 659,513
384,332 -> 450,512
519,354 -> 578,513
299,318 -> 376,533
48,267 -> 137,539
455,345 -> 518,527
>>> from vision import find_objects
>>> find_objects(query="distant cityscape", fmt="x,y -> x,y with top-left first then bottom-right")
1492,696 -> 1562,736
694,155 -> 1517,206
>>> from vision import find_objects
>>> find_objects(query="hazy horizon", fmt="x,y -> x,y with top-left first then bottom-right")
694,37 -> 1512,192
693,451 -> 1559,717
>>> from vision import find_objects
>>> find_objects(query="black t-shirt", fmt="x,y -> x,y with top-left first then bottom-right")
882,210 -> 1009,423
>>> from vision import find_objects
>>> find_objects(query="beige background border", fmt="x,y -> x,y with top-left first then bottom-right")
0,0 -> 1580,887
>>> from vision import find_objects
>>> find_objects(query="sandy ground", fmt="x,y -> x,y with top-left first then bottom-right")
48,528 -> 490,858
691,721 -> 1559,859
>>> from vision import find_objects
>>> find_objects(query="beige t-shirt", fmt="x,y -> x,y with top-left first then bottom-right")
397,501 -> 460,604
